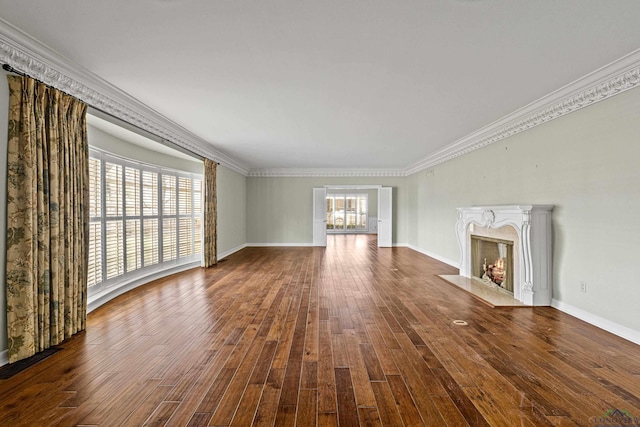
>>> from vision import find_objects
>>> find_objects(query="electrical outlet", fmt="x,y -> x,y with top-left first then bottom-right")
580,281 -> 587,293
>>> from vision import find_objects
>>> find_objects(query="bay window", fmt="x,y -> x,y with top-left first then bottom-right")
88,149 -> 202,294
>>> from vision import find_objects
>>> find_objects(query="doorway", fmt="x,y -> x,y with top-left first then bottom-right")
313,186 -> 392,247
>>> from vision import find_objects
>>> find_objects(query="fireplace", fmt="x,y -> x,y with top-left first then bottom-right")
455,205 -> 554,306
470,234 -> 514,293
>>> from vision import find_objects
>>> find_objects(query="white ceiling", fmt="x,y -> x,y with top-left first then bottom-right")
1,0 -> 640,171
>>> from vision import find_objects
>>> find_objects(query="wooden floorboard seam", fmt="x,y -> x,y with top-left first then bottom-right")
0,235 -> 639,426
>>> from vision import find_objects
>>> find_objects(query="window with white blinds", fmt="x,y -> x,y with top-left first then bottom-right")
88,149 -> 203,293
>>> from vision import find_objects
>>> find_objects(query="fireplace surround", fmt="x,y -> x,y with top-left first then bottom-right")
456,205 -> 554,306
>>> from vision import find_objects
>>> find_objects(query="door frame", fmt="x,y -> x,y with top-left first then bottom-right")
315,185 -> 391,248
312,187 -> 327,246
377,186 -> 393,248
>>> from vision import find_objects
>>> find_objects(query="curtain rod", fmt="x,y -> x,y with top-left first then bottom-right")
2,63 -> 22,75
3,63 -> 219,165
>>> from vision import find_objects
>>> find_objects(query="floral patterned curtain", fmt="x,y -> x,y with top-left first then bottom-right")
203,158 -> 217,267
5,75 -> 89,363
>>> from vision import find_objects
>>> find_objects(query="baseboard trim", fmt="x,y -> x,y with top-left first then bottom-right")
87,262 -> 201,313
552,299 -> 640,345
247,243 -> 314,247
405,244 -> 460,269
218,244 -> 248,260
398,246 -> 640,346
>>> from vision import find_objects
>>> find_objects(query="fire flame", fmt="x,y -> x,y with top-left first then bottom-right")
484,257 -> 506,286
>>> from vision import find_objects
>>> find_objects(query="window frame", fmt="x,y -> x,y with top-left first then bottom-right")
88,148 -> 203,295
326,193 -> 368,233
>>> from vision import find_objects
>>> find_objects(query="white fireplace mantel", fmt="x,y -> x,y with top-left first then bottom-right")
456,205 -> 554,306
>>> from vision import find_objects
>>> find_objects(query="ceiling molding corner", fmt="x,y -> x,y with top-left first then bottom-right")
404,48 -> 640,176
248,168 -> 406,178
0,18 -> 249,176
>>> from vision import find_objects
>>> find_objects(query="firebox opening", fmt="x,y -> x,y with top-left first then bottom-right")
470,235 -> 514,294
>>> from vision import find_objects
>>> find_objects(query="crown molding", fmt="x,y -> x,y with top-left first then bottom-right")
248,168 -> 406,177
405,48 -> 640,176
0,18 -> 249,176
238,48 -> 640,179
3,17 -> 638,179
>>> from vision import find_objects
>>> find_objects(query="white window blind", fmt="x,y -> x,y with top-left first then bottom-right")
194,217 -> 202,255
87,149 -> 203,294
193,179 -> 202,215
105,162 -> 123,217
144,218 -> 159,266
163,175 -> 176,216
126,219 -> 141,272
142,171 -> 158,216
89,158 -> 101,217
87,222 -> 102,287
163,218 -> 177,262
125,167 -> 140,216
88,158 -> 103,288
105,220 -> 124,279
178,176 -> 192,215
179,217 -> 193,258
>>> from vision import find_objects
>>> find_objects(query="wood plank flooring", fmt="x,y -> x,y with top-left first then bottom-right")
1,234 -> 640,426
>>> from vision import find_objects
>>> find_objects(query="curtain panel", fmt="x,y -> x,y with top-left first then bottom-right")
203,159 -> 217,267
5,75 -> 89,363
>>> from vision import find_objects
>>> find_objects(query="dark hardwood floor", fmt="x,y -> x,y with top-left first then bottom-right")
1,234 -> 639,426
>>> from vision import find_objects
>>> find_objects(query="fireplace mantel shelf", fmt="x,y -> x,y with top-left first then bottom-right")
456,205 -> 554,306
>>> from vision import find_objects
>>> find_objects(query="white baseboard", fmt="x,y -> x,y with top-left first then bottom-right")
87,262 -> 200,313
218,243 -> 248,260
552,299 -> 640,345
0,349 -> 8,367
405,244 -> 460,269
399,246 -> 639,346
246,242 -> 314,247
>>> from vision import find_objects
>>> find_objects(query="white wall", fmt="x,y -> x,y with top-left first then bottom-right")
247,177 -> 407,244
407,85 -> 640,334
88,125 -> 203,174
217,166 -> 247,257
